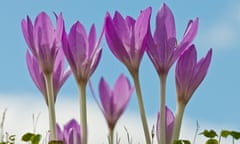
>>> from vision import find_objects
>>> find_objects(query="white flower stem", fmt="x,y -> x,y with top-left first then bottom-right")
108,127 -> 114,144
171,102 -> 186,143
159,75 -> 167,144
44,73 -> 57,141
78,81 -> 88,144
130,71 -> 151,144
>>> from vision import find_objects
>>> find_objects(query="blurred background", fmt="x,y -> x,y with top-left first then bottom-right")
0,0 -> 239,143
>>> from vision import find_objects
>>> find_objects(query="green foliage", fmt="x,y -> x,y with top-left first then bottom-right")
173,139 -> 191,144
220,130 -> 230,138
48,140 -> 64,144
200,129 -> 218,138
230,131 -> 240,140
0,134 -> 15,144
199,129 -> 240,144
205,138 -> 218,144
21,132 -> 41,144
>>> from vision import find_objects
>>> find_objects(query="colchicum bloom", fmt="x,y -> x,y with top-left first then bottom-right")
21,12 -> 63,74
175,45 -> 212,105
104,7 -> 151,73
104,7 -> 152,144
146,3 -> 198,144
22,11 -> 64,140
62,21 -> 103,144
62,21 -> 103,82
156,106 -> 175,144
26,49 -> 71,105
171,45 -> 212,142
57,119 -> 81,144
147,3 -> 198,76
98,74 -> 134,130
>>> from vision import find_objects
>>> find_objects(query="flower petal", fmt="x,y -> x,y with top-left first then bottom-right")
188,48 -> 212,97
99,77 -> 112,116
34,12 -> 55,48
113,74 -> 133,115
88,24 -> 96,57
104,13 -> 130,64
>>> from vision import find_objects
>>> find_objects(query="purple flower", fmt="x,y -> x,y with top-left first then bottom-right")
57,119 -> 81,144
62,21 -> 103,82
104,7 -> 151,72
175,45 -> 212,104
147,3 -> 198,76
21,12 -> 64,74
26,49 -> 71,105
98,74 -> 134,129
156,106 -> 175,144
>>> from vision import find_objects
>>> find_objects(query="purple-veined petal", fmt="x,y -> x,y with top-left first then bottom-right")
175,45 -> 196,101
34,12 -> 55,48
62,28 -> 77,75
175,45 -> 212,104
104,14 -> 130,64
68,21 -> 88,68
56,124 -> 64,141
55,12 -> 64,43
67,129 -> 81,144
134,7 -> 152,51
188,48 -> 212,97
89,48 -> 102,78
88,24 -> 96,57
131,7 -> 151,69
178,18 -> 199,51
155,3 -> 176,47
113,11 -> 130,45
126,16 -> 135,28
21,17 -> 37,56
156,106 -> 175,144
153,3 -> 177,73
99,77 -> 112,116
57,119 -> 81,144
26,51 -> 47,103
112,74 -> 133,115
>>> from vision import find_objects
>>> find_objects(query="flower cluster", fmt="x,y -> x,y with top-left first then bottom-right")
21,2 -> 212,144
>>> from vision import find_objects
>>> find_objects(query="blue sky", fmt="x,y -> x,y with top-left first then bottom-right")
0,0 -> 240,142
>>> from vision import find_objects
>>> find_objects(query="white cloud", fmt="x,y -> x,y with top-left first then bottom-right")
0,94 -> 235,144
198,2 -> 240,51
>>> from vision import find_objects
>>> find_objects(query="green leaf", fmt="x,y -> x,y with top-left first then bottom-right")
200,129 -> 218,138
182,140 -> 191,144
21,133 -> 35,141
205,138 -> 218,144
48,140 -> 64,144
31,134 -> 41,144
230,131 -> 240,140
220,130 -> 230,138
173,140 -> 191,144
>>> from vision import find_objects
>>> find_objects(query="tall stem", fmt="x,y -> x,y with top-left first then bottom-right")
130,71 -> 151,144
108,127 -> 114,144
159,75 -> 167,144
78,81 -> 88,144
44,73 -> 57,140
171,102 -> 186,143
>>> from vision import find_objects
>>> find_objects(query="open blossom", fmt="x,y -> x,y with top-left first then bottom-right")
104,7 -> 151,72
62,21 -> 103,82
26,49 -> 71,105
57,119 -> 81,144
156,106 -> 175,144
21,12 -> 63,74
98,74 -> 134,129
175,45 -> 212,104
147,3 -> 198,76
